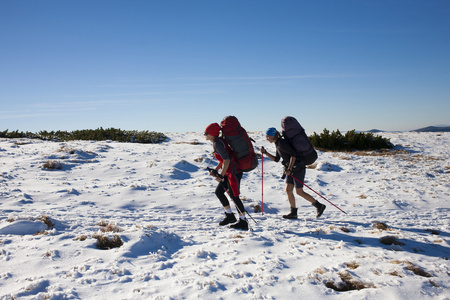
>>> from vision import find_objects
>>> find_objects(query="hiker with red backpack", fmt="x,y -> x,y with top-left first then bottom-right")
204,122 -> 249,230
261,117 -> 326,219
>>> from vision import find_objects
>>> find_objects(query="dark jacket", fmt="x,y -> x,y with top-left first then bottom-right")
274,138 -> 299,167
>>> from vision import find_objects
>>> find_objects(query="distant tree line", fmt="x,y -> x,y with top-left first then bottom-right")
309,129 -> 394,151
1,127 -> 393,150
0,128 -> 167,144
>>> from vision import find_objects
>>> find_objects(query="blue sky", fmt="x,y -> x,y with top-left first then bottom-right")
1,0 -> 449,133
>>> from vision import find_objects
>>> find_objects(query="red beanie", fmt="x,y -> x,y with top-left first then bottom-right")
205,123 -> 221,137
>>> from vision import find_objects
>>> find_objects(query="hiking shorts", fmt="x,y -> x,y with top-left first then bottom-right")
286,166 -> 306,189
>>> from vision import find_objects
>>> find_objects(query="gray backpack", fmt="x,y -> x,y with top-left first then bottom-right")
281,116 -> 317,165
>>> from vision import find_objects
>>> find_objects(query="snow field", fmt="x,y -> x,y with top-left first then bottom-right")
0,132 -> 449,299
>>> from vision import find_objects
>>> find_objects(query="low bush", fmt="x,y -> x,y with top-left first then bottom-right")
309,129 -> 393,151
0,128 -> 166,144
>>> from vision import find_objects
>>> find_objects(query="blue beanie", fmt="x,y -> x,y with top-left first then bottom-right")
266,127 -> 277,136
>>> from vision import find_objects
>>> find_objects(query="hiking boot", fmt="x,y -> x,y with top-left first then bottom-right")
219,212 -> 237,226
230,219 -> 249,230
282,207 -> 298,219
313,201 -> 326,218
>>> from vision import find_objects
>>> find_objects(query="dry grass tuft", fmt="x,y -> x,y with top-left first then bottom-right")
405,262 -> 433,277
98,220 -> 121,233
307,163 -> 318,169
345,262 -> 360,270
325,271 -> 375,292
40,215 -> 54,229
33,230 -> 49,236
94,234 -> 123,250
429,280 -> 440,287
175,141 -> 202,145
372,269 -> 381,276
32,215 -> 54,235
390,259 -> 405,265
240,196 -> 249,202
389,260 -> 433,278
74,235 -> 88,241
425,229 -> 440,235
340,227 -> 351,233
252,204 -> 262,213
13,141 -> 30,146
380,236 -> 405,246
354,238 -> 364,244
352,149 -> 409,157
373,222 -> 391,231
57,145 -> 76,154
100,224 -> 121,233
389,270 -> 403,277
241,259 -> 254,265
315,267 -> 327,274
42,160 -> 62,170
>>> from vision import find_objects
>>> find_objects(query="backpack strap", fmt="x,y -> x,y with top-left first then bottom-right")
214,138 -> 236,162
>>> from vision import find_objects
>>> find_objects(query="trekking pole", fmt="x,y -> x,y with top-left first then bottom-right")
289,174 -> 347,215
207,167 -> 257,223
243,207 -> 257,224
261,149 -> 264,215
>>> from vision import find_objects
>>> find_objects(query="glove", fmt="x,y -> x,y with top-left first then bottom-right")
207,167 -> 224,181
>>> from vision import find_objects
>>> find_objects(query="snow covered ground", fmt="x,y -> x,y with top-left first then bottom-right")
0,131 -> 449,299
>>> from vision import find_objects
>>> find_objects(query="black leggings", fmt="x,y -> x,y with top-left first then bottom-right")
215,172 -> 245,214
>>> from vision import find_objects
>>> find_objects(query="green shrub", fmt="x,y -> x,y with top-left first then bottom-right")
309,129 -> 393,151
0,128 -> 166,144
0,129 -> 34,139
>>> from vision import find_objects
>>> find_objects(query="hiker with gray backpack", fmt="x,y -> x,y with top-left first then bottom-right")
261,116 -> 326,219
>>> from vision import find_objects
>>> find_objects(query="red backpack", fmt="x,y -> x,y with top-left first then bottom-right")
220,116 -> 258,172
